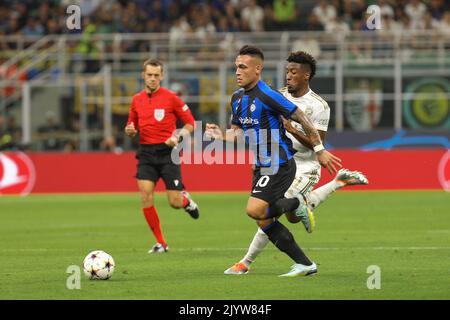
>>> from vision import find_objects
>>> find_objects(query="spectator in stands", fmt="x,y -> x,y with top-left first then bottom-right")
0,115 -> 13,151
38,111 -> 63,151
0,28 -> 12,53
306,13 -> 325,31
428,0 -> 446,20
191,6 -> 216,41
224,1 -> 241,31
60,0 -> 101,17
405,0 -> 427,30
21,16 -> 45,36
379,12 -> 402,35
241,0 -> 265,32
100,135 -> 123,154
0,5 -> 8,31
169,15 -> 192,45
76,21 -> 101,73
420,11 -> 440,30
325,15 -> 350,36
313,0 -> 337,28
63,118 -> 81,153
435,11 -> 450,36
37,1 -> 51,28
6,115 -> 21,144
346,0 -> 366,24
377,0 -> 395,18
271,0 -> 299,31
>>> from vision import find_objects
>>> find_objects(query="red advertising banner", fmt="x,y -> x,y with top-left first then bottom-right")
0,149 -> 448,195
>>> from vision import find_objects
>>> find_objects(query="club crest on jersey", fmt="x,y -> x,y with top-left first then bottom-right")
250,103 -> 256,112
154,109 -> 165,121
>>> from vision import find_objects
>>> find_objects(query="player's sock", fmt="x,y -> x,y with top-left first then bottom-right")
142,206 -> 167,247
241,228 -> 269,266
262,220 -> 312,266
265,198 -> 300,219
181,193 -> 189,208
305,180 -> 341,210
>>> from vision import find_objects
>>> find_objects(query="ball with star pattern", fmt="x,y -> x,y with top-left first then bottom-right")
82,250 -> 115,280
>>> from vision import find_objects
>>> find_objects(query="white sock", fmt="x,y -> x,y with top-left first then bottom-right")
305,180 -> 343,210
241,228 -> 269,267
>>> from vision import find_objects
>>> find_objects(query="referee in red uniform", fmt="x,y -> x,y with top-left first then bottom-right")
125,59 -> 199,254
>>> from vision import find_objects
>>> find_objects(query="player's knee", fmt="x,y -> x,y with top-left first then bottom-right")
286,212 -> 301,224
246,207 -> 265,220
168,198 -> 181,209
140,192 -> 154,207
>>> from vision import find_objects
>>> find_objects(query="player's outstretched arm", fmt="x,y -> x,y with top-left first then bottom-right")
289,108 -> 322,147
289,109 -> 342,174
281,115 -> 327,150
205,123 -> 243,143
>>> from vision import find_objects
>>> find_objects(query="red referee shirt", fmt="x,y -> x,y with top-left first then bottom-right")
127,87 -> 195,145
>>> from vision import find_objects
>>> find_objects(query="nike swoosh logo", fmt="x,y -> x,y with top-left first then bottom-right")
252,190 -> 262,193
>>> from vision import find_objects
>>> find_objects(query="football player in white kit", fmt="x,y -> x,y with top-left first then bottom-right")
224,51 -> 369,277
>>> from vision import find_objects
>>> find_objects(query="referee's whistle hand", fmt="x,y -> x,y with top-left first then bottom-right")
125,123 -> 137,137
165,136 -> 179,147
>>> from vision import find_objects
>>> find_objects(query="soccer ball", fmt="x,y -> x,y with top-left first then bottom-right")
82,250 -> 115,280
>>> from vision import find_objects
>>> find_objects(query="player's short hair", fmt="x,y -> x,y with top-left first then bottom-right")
287,51 -> 316,81
143,59 -> 164,72
239,45 -> 264,61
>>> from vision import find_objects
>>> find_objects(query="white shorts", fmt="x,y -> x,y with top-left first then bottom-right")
284,160 -> 321,198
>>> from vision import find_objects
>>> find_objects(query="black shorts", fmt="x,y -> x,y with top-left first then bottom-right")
135,144 -> 184,191
251,158 -> 296,205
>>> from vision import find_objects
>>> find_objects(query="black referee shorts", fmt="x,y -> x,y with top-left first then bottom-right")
250,158 -> 296,205
135,144 -> 184,191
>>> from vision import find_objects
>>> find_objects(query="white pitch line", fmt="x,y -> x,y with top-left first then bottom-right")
0,246 -> 450,253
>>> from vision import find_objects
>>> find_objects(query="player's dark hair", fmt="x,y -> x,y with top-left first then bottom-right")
143,58 -> 164,72
287,51 -> 316,81
239,45 -> 264,61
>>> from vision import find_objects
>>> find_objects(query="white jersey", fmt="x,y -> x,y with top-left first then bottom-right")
280,87 -> 330,164
281,87 -> 330,198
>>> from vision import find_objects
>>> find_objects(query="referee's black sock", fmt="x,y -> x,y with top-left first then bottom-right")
265,198 -> 299,219
262,220 -> 312,266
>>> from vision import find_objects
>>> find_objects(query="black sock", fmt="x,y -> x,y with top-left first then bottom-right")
265,198 -> 299,219
262,220 -> 312,265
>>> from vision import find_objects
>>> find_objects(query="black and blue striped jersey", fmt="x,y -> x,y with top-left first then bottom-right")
230,80 -> 298,168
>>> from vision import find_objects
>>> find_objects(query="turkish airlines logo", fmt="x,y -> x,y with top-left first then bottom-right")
0,152 -> 36,196
438,150 -> 450,192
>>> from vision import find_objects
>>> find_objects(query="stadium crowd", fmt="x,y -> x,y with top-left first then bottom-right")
1,0 -> 449,152
0,0 -> 449,39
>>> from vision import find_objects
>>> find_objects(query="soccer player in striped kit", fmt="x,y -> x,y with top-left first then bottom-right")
125,59 -> 199,254
206,46 -> 342,277
224,51 -> 369,276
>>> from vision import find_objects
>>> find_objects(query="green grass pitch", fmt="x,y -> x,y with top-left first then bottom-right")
0,191 -> 449,299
